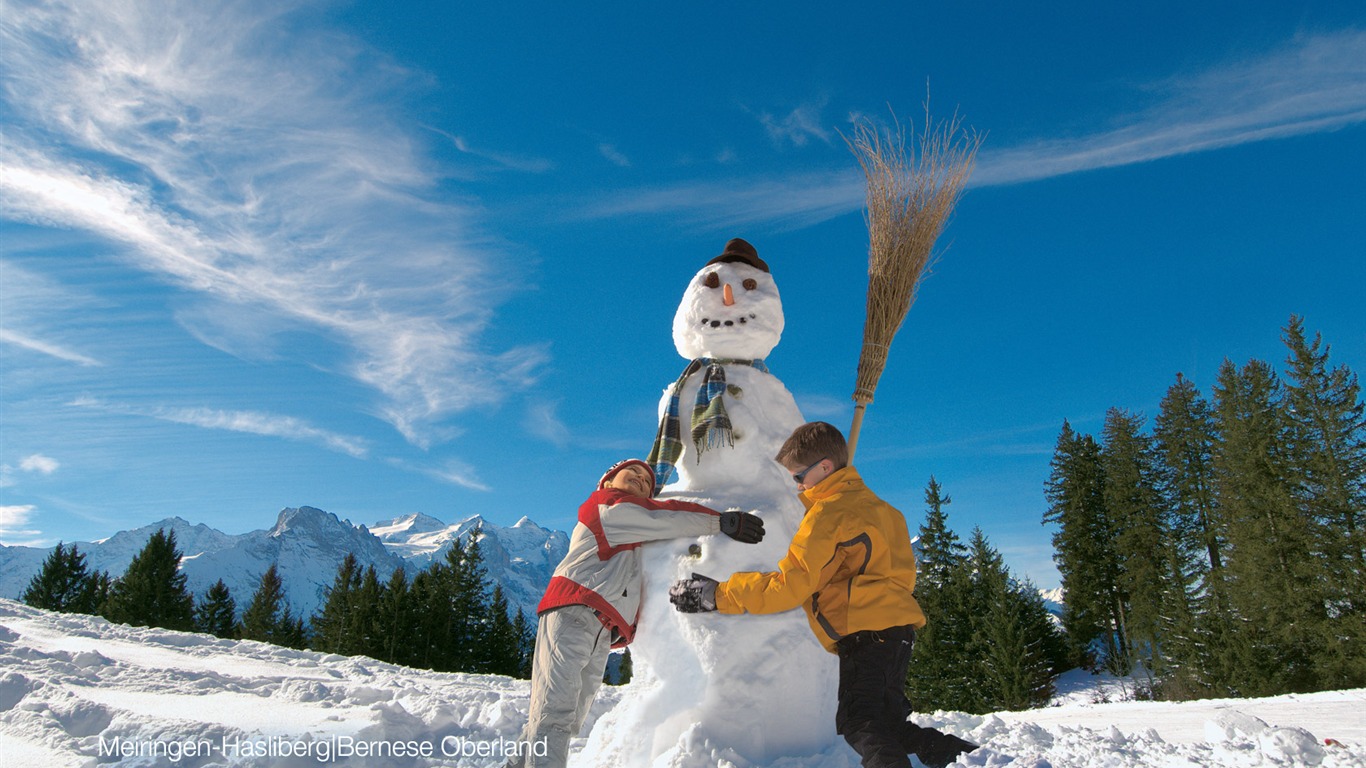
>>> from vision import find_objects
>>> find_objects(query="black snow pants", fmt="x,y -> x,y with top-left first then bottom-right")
835,624 -> 941,768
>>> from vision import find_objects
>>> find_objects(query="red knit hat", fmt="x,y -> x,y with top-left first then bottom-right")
598,459 -> 656,494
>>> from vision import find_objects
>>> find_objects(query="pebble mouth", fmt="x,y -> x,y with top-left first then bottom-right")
700,314 -> 758,329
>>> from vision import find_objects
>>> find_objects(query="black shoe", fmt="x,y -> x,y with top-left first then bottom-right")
915,733 -> 978,768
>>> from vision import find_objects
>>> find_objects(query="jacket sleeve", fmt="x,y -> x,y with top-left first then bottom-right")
594,491 -> 721,548
715,503 -> 841,615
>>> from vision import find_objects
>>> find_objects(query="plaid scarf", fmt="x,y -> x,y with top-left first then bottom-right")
647,357 -> 769,494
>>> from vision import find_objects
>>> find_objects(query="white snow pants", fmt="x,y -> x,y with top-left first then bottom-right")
513,604 -> 612,768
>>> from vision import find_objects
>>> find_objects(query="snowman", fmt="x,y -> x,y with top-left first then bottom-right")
580,239 -> 838,765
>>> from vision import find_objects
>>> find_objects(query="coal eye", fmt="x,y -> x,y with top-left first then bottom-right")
703,272 -> 720,289
743,278 -> 758,290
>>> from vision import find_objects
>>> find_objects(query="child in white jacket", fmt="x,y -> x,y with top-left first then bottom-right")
509,458 -> 764,768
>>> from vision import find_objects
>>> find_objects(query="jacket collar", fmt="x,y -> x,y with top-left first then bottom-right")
799,465 -> 863,509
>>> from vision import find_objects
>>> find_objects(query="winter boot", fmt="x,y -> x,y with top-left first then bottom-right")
914,733 -> 978,768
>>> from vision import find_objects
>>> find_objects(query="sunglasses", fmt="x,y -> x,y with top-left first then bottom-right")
792,458 -> 827,484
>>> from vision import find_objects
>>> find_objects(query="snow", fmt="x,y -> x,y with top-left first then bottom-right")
2,599 -> 1363,767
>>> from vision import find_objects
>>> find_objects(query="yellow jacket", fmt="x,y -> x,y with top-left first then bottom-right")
715,466 -> 925,652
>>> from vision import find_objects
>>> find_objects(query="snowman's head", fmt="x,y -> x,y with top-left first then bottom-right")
672,240 -> 784,360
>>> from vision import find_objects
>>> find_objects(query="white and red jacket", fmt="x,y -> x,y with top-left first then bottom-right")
538,488 -> 720,647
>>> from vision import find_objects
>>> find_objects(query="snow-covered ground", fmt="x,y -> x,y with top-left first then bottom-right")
1,598 -> 1361,767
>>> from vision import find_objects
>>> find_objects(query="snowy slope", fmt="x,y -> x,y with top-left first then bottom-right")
1,599 -> 1361,768
0,508 -> 567,621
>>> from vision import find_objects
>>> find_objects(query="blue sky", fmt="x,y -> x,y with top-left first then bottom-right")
2,1 -> 1363,590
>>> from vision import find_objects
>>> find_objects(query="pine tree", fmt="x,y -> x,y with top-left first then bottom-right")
964,529 -> 1064,711
352,566 -> 383,659
907,478 -> 974,711
408,565 -> 445,670
194,579 -> 238,638
1153,373 -> 1226,698
1044,421 -> 1126,672
512,607 -> 535,679
482,585 -> 522,676
312,553 -> 362,655
240,564 -> 304,648
1100,407 -> 1171,686
103,528 -> 195,631
21,542 -> 105,614
918,476 -> 967,592
1280,315 -> 1366,687
441,526 -> 491,672
377,567 -> 414,665
1212,358 -> 1320,694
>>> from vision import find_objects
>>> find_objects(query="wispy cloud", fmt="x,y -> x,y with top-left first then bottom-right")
71,397 -> 370,458
973,28 -> 1366,186
523,399 -> 571,446
0,504 -> 41,543
577,29 -> 1366,229
388,457 -> 492,492
598,143 -> 631,168
428,126 -> 557,174
0,328 -> 101,367
0,0 -> 546,446
755,98 -> 835,148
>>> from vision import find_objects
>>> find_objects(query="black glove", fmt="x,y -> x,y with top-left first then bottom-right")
669,573 -> 719,613
719,509 -> 765,543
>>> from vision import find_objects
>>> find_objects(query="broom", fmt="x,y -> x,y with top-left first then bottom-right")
845,109 -> 981,462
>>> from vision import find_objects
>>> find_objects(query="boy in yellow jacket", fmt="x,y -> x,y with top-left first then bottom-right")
670,422 -> 977,768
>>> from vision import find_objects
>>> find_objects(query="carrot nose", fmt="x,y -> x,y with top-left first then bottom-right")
723,283 -> 735,306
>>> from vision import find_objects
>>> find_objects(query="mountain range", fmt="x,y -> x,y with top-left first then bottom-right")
0,507 -> 569,621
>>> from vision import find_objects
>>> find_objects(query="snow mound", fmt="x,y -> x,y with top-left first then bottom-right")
2,599 -> 1364,767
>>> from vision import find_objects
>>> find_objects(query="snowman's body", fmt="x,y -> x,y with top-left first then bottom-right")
581,246 -> 838,765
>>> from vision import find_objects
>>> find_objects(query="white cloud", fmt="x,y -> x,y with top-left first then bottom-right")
71,397 -> 370,458
523,400 -> 571,446
757,99 -> 834,148
598,143 -> 631,168
0,505 -> 42,543
0,0 -> 546,446
389,457 -> 492,492
577,29 -> 1366,229
19,455 -> 60,475
0,454 -> 61,488
973,29 -> 1366,187
0,328 -> 101,367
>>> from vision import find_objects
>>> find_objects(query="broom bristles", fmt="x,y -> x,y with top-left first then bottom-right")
848,109 -> 981,407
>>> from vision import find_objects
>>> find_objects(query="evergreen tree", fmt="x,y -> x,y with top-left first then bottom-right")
240,564 -> 305,648
964,529 -> 1064,711
1212,358 -> 1320,694
407,565 -> 445,670
482,585 -> 522,676
377,567 -> 414,665
312,553 -> 362,655
1280,315 -> 1366,687
21,542 -> 105,614
194,579 -> 238,638
1044,422 -> 1126,672
918,476 -> 967,592
103,528 -> 195,631
352,566 -> 384,659
441,527 -> 491,672
1100,407 -> 1171,685
1153,373 -> 1226,698
512,606 -> 535,679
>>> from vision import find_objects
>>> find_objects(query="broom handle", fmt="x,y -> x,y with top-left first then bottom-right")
848,401 -> 869,463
